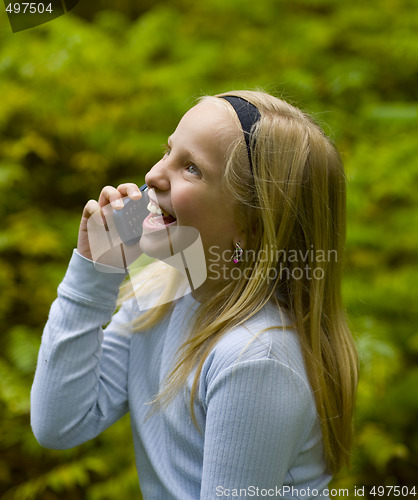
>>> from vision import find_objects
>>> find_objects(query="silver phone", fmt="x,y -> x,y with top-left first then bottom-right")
112,184 -> 149,245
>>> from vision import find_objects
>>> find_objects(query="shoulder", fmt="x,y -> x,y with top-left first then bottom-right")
203,301 -> 305,373
199,302 -> 311,403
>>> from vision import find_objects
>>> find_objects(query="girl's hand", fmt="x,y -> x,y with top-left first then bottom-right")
77,183 -> 143,269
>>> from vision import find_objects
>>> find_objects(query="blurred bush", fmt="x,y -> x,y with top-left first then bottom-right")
0,0 -> 417,498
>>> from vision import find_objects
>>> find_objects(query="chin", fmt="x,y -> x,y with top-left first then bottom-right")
139,226 -> 175,260
139,223 -> 201,260
139,223 -> 208,290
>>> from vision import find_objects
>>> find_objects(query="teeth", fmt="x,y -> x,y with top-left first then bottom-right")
147,201 -> 158,214
147,217 -> 164,226
147,201 -> 169,216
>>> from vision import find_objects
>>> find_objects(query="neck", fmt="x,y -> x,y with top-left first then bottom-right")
190,268 -> 232,303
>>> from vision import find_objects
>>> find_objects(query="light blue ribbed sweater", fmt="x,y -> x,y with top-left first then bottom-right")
31,250 -> 331,499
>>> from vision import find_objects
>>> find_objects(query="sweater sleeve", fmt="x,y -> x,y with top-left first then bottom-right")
31,250 -> 133,450
200,357 -> 314,498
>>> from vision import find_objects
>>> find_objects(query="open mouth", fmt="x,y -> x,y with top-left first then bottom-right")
143,200 -> 177,229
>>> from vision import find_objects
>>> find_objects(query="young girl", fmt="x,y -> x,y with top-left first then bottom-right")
31,90 -> 358,499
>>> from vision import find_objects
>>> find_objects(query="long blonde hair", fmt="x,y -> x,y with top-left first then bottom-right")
118,90 -> 358,474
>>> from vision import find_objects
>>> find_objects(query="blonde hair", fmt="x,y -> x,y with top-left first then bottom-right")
118,90 -> 358,474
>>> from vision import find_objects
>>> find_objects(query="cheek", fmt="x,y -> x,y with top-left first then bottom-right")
172,189 -> 238,242
172,191 -> 200,220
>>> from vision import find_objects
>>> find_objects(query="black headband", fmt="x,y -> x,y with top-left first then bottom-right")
219,95 -> 261,174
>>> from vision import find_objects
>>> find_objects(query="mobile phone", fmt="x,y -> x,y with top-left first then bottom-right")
112,184 -> 149,245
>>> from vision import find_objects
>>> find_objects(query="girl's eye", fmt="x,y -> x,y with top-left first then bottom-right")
163,144 -> 201,177
186,164 -> 201,176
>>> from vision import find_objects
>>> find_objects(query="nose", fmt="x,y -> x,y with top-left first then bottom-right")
144,158 -> 170,192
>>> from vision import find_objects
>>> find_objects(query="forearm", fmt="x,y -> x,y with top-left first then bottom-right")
30,250 -> 129,449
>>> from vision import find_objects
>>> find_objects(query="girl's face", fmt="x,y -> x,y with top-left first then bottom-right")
143,100 -> 245,289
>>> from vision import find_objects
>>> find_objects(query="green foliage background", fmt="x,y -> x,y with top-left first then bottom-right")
0,0 -> 417,498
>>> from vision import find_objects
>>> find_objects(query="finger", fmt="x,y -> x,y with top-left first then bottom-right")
81,199 -> 107,230
82,199 -> 101,220
117,183 -> 142,200
98,185 -> 125,210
